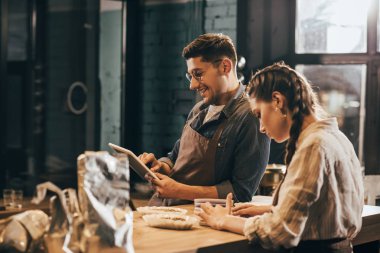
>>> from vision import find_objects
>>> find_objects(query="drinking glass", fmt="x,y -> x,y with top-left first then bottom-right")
13,190 -> 23,209
3,189 -> 14,210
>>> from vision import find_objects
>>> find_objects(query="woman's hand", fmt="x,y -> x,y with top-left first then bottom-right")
197,193 -> 233,230
232,204 -> 272,217
138,152 -> 171,175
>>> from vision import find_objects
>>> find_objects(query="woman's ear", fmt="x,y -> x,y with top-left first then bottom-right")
272,91 -> 286,110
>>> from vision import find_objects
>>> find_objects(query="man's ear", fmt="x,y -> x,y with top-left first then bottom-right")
220,58 -> 233,74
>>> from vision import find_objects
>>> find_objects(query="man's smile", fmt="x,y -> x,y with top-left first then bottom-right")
198,87 -> 208,96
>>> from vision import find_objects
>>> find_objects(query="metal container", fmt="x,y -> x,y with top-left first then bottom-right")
259,164 -> 286,195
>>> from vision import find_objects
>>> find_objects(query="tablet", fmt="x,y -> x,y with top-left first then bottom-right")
108,143 -> 159,180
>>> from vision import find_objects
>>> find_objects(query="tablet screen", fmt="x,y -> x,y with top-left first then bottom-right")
108,143 -> 159,180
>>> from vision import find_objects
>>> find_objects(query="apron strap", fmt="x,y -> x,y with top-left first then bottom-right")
272,169 -> 286,206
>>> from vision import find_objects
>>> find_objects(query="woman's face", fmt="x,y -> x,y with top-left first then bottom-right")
250,96 -> 291,143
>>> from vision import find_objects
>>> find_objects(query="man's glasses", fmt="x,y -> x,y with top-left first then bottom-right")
185,70 -> 203,83
185,59 -> 223,83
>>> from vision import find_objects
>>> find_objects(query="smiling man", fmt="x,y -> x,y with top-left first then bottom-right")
139,33 -> 270,206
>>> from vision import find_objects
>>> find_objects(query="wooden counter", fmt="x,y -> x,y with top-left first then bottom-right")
133,205 -> 380,253
133,204 -> 250,253
0,198 -> 50,219
1,200 -> 379,252
352,205 -> 380,252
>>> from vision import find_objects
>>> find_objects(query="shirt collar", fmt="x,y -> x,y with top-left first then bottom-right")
199,83 -> 247,119
297,118 -> 339,146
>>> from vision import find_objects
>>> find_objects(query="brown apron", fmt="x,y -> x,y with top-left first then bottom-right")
149,109 -> 228,206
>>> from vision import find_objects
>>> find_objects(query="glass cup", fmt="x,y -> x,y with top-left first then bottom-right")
13,190 -> 23,209
3,189 -> 14,210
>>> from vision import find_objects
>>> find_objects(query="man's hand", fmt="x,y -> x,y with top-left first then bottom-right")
145,173 -> 219,200
138,152 -> 171,175
197,193 -> 233,230
145,173 -> 182,199
232,204 -> 272,217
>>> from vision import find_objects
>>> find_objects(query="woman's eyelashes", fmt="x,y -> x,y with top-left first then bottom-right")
254,110 -> 261,119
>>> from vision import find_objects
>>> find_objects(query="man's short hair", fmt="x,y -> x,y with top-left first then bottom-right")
182,33 -> 237,66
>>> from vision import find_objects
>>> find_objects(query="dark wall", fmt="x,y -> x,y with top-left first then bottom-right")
45,2 -> 86,166
43,0 -> 99,188
140,1 -> 203,157
0,0 -> 8,190
140,0 -> 237,157
237,0 -> 290,73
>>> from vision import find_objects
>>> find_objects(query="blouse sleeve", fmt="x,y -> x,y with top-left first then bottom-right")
243,142 -> 325,249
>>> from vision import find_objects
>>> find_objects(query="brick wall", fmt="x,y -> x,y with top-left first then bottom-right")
141,2 -> 196,156
204,0 -> 237,42
140,0 -> 237,157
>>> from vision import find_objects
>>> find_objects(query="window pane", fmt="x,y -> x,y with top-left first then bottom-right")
296,64 -> 366,160
378,1 -> 380,51
99,0 -> 123,149
296,0 -> 370,53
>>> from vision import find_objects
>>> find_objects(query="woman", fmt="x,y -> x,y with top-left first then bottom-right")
198,62 -> 364,253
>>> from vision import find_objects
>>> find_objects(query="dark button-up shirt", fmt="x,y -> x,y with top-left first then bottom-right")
160,84 -> 270,202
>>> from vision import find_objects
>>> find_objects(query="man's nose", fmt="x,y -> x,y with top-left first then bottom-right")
189,77 -> 200,90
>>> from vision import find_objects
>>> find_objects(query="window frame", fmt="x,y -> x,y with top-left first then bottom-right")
236,0 -> 380,174
288,0 -> 380,174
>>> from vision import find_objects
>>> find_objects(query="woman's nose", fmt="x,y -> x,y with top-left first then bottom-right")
259,124 -> 266,134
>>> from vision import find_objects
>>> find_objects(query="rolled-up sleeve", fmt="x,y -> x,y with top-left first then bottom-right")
228,114 -> 270,202
215,180 -> 234,199
159,139 -> 180,169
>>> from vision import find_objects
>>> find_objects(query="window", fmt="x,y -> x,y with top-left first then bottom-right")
295,64 -> 366,157
378,1 -> 380,51
296,0 -> 370,53
236,0 -> 380,173
294,0 -> 380,174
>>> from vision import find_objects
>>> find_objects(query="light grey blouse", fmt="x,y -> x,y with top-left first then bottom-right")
244,118 -> 364,249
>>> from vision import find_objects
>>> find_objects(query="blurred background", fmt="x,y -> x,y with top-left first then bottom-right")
1,0 -> 380,204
